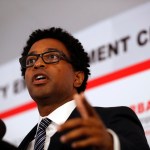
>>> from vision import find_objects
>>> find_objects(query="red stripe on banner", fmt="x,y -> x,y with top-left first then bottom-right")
87,59 -> 150,89
0,101 -> 36,119
0,59 -> 150,119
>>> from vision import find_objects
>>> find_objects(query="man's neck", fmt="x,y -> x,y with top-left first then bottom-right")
37,98 -> 74,117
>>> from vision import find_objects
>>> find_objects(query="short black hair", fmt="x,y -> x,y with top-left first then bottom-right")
20,27 -> 90,93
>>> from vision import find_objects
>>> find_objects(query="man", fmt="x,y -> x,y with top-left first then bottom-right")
18,27 -> 149,150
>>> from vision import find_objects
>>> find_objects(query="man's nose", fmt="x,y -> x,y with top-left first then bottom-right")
34,57 -> 45,69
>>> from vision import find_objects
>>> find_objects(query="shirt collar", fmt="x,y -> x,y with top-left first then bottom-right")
39,100 -> 76,125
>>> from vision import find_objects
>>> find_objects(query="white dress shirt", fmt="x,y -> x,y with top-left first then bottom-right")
27,100 -> 120,150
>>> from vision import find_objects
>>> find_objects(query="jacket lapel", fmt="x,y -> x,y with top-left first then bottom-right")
48,108 -> 80,150
18,125 -> 37,150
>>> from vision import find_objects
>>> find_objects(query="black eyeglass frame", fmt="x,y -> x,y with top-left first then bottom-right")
19,48 -> 71,68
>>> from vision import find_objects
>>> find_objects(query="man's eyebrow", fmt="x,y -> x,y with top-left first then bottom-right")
27,48 -> 61,55
27,51 -> 37,55
47,48 -> 59,51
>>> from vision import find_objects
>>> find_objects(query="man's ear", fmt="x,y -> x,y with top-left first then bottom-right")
73,71 -> 85,88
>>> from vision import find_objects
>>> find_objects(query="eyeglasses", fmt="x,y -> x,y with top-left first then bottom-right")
19,49 -> 71,68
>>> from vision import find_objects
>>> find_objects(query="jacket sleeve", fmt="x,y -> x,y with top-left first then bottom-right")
106,106 -> 150,150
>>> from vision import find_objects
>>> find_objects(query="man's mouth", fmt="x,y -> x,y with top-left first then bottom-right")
35,75 -> 46,80
33,74 -> 48,85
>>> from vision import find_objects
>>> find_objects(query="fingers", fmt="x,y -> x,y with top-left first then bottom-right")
62,132 -> 101,149
74,93 -> 99,119
71,137 -> 102,149
58,118 -> 101,133
58,120 -> 103,149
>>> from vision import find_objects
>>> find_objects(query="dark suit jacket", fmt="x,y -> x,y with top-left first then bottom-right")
18,106 -> 150,150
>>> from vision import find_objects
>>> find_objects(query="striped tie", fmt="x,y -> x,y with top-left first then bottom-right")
34,118 -> 51,150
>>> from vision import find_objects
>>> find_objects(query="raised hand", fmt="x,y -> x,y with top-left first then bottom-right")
57,93 -> 113,150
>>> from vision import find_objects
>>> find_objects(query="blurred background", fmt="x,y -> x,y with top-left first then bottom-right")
0,0 -> 149,65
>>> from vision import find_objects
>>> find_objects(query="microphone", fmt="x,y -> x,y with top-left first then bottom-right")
0,119 -> 17,149
0,119 -> 6,140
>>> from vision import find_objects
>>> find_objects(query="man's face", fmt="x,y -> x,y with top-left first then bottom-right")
25,38 -> 80,105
